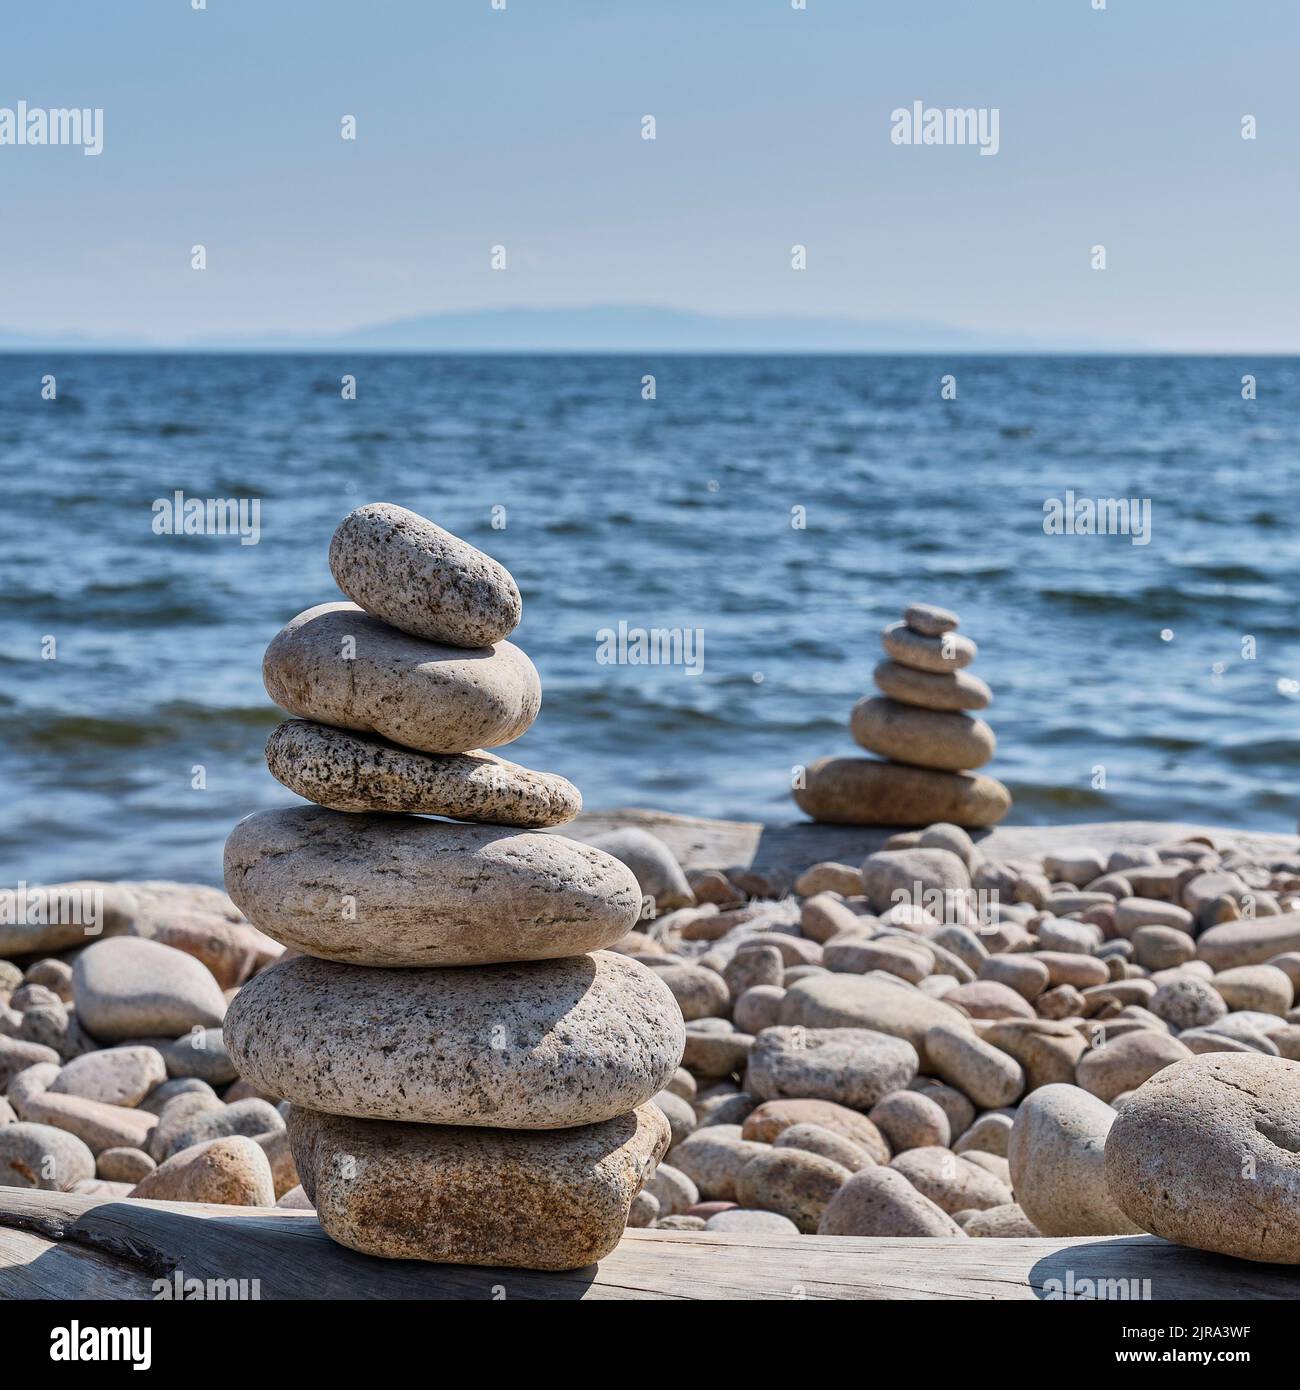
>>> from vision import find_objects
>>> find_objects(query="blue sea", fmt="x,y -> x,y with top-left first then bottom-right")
3,353 -> 1299,886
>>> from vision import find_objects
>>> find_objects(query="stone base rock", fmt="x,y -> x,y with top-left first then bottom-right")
794,757 -> 1011,828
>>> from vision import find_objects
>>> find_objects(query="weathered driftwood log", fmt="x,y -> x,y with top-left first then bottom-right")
2,1189 -> 1298,1300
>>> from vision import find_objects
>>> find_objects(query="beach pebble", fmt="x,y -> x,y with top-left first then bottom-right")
1212,965 -> 1294,1015
890,1146 -> 1014,1214
227,951 -> 683,1130
1008,1083 -> 1139,1235
981,1019 -> 1087,1091
1114,898 -> 1195,936
328,501 -> 522,647
151,1028 -> 238,1085
793,862 -> 864,897
943,981 -> 1036,1021
1149,976 -> 1228,1030
1131,924 -> 1197,970
735,1148 -> 850,1233
656,1214 -> 705,1230
0,1121 -> 95,1190
793,758 -> 1011,829
881,621 -> 976,674
0,1035 -> 62,1086
11,1064 -> 158,1154
226,807 -> 640,967
72,937 -> 226,1043
97,1145 -> 156,1183
979,955 -> 1049,1002
1075,1030 -> 1193,1103
666,1126 -> 768,1201
263,601 -> 540,754
741,1099 -> 890,1162
746,1026 -> 918,1110
1042,848 -> 1107,887
150,1097 -> 283,1162
860,848 -> 972,915
818,1166 -> 967,1237
646,1162 -> 698,1215
823,936 -> 931,984
682,1025 -> 753,1079
1105,1053 -> 1300,1263
903,602 -> 959,636
626,1190 -> 659,1227
723,945 -> 784,997
734,985 -> 786,1034
952,1111 -> 1014,1157
774,1122 -> 874,1172
652,1089 -> 697,1148
850,698 -> 995,773
265,719 -> 580,826
655,965 -> 730,1021
139,1077 -> 218,1116
49,1045 -> 166,1108
958,1203 -> 1041,1237
868,1090 -> 950,1152
132,1134 -> 276,1206
704,1209 -> 799,1234
926,1022 -> 1025,1108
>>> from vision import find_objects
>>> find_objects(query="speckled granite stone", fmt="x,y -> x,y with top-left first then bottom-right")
329,502 -> 522,648
224,951 -> 685,1128
289,1102 -> 669,1269
262,601 -> 540,754
224,806 -> 641,966
264,719 -> 580,825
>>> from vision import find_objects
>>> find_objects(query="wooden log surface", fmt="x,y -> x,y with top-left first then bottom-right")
567,810 -> 1298,876
2,1188 -> 1298,1300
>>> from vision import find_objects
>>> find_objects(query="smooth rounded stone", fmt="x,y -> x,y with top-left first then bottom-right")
869,1090 -> 950,1152
978,955 -> 1049,1003
1178,1029 -> 1263,1056
226,808 -> 639,968
1203,1010 -> 1291,1045
1105,1054 -> 1300,1262
793,862 -> 864,897
872,659 -> 991,713
655,965 -> 729,1022
646,1161 -> 699,1215
926,1023 -> 1024,1108
956,1149 -> 1011,1184
735,1147 -> 850,1233
1082,978 -> 1158,1015
97,1145 -> 156,1183
0,1121 -> 95,1189
139,1077 -> 218,1116
1035,983 -> 1085,1020
952,1111 -> 1014,1157
264,720 -> 580,827
665,1067 -> 697,1103
1041,847 -> 1107,888
959,1203 -> 1042,1237
0,1035 -> 62,1086
746,1027 -> 918,1110
819,1165 -> 967,1237
704,1208 -> 799,1234
15,1002 -> 82,1061
891,1146 -> 1013,1214
1212,965 -> 1294,1016
682,1026 -> 754,1080
229,952 -> 683,1129
150,1097 -> 284,1163
263,601 -> 540,755
1036,917 -> 1102,956
1272,1026 -> 1300,1060
669,1125 -> 769,1201
741,1099 -> 890,1164
903,601 -> 959,637
734,985 -> 786,1035
275,1184 -> 314,1210
1035,952 -> 1109,989
21,959 -> 73,1000
981,1020 -> 1087,1091
1075,1030 -> 1193,1103
11,981 -> 63,1012
723,945 -> 784,998
1268,952 -> 1300,991
850,697 -> 995,774
655,1214 -> 704,1230
800,894 -> 866,945
1086,871 -> 1134,900
151,1029 -> 238,1085
881,621 -> 976,674
909,1078 -> 976,1139
1148,976 -> 1228,1030
72,938 -> 226,1043
1131,925 -> 1197,971
774,1122 -> 873,1172
652,1089 -> 698,1148
860,848 -> 972,915
128,912 -> 281,993
11,1065 -> 158,1154
933,925 -> 989,975
586,828 -> 695,912
1114,897 -> 1195,937
254,1126 -> 299,1200
296,1102 -> 668,1268
943,981 -> 1035,1021
824,936 -> 932,984
49,1046 -> 166,1107
1007,1084 -> 1137,1236
1196,914 -> 1300,970
780,973 -> 969,1071
745,933 -> 822,969
328,501 -> 521,647
131,1134 -> 275,1206
794,757 -> 1010,829
626,1189 -> 660,1227
695,1092 -> 759,1130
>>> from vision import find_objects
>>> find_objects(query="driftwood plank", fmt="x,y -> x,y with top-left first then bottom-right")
568,811 -> 1298,877
2,1189 -> 1297,1300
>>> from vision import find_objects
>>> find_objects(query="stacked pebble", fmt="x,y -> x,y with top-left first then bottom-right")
221,503 -> 685,1270
795,602 -> 1011,828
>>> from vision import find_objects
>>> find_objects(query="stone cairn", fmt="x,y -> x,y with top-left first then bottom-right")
795,601 -> 1011,827
224,502 -> 684,1269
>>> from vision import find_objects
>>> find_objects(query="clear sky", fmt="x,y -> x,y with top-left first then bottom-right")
2,0 -> 1297,349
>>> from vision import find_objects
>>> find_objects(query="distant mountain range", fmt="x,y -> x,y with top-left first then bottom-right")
0,305 -> 1136,353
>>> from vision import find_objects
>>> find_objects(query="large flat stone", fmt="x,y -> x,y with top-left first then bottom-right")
793,758 -> 1011,828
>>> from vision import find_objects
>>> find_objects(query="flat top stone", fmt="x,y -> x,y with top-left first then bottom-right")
224,950 -> 685,1130
903,602 -> 959,637
329,502 -> 522,648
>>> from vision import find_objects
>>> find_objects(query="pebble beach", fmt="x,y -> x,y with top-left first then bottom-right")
4,505 -> 1300,1287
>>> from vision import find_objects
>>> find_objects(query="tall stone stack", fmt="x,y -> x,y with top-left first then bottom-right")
224,503 -> 684,1270
794,601 -> 1012,827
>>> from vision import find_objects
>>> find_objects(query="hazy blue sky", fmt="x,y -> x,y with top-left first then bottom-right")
3,0 -> 1297,348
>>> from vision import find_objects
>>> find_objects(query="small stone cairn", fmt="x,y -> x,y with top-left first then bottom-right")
795,602 -> 1011,827
224,502 -> 684,1269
